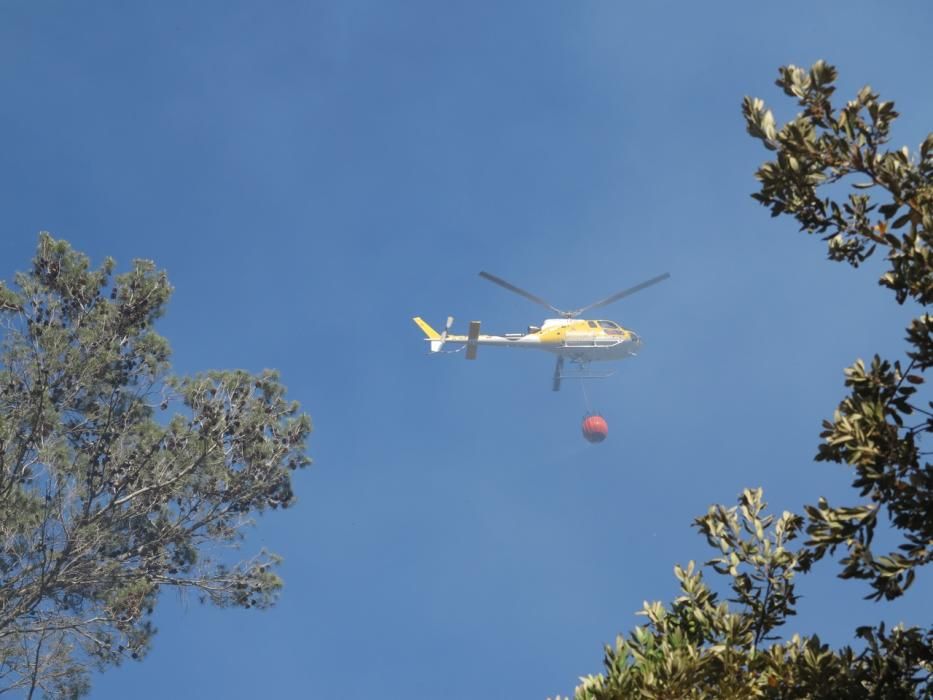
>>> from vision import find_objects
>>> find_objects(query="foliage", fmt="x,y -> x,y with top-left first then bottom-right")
0,235 -> 311,697
561,491 -> 931,700
743,60 -> 932,601
554,62 -> 933,699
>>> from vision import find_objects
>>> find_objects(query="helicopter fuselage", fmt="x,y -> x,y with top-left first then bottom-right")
413,270 -> 666,390
434,318 -> 642,363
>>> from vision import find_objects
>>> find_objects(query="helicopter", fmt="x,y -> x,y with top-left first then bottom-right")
412,270 -> 669,391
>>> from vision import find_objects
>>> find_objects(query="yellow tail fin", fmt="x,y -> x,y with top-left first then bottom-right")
412,317 -> 441,340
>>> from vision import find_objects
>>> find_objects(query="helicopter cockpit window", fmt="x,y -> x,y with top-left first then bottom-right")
587,321 -> 598,328
598,321 -> 619,329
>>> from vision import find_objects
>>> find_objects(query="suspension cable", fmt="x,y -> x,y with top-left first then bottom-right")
580,377 -> 593,414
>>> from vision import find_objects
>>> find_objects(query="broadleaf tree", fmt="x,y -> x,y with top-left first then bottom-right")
0,235 -> 311,698
553,62 -> 932,699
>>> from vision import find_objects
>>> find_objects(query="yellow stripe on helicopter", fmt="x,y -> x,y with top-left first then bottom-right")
412,316 -> 440,340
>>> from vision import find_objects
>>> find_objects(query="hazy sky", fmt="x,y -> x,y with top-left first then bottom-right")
1,2 -> 931,698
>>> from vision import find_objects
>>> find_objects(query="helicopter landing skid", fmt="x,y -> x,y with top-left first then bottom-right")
552,356 -> 613,391
558,368 -> 614,380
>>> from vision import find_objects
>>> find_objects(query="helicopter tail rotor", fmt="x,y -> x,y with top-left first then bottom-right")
437,316 -> 454,352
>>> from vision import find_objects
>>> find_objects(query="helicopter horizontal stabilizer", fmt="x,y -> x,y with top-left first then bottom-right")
465,321 -> 480,360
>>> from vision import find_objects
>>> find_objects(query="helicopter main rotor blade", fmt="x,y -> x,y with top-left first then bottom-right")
478,271 -> 567,316
570,272 -> 670,317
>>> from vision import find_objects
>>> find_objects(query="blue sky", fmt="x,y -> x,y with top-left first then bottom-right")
1,2 -> 931,698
